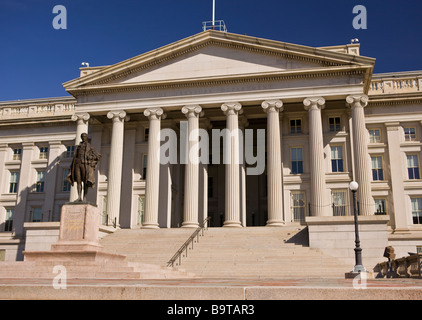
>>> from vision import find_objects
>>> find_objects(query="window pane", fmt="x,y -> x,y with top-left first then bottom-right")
32,208 -> 42,222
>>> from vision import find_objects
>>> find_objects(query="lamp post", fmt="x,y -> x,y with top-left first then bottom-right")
349,181 -> 366,273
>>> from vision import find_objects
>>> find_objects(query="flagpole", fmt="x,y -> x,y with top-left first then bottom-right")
212,0 -> 215,29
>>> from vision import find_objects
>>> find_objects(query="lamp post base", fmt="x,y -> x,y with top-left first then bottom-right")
345,270 -> 374,279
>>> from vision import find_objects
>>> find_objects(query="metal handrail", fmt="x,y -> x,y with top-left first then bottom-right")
167,216 -> 211,268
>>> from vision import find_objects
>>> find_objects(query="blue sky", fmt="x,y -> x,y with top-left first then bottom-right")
0,0 -> 421,101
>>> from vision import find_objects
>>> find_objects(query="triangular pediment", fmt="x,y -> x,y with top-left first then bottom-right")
108,44 -> 332,85
63,30 -> 375,94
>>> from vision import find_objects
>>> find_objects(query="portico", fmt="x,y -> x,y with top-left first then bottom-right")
61,30 -> 376,229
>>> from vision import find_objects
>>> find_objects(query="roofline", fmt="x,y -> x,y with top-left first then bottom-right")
63,30 -> 376,90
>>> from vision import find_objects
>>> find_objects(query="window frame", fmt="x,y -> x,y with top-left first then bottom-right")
371,155 -> 384,181
330,145 -> 344,173
374,198 -> 387,215
407,154 -> 420,180
39,146 -> 49,160
368,129 -> 381,143
12,148 -> 22,161
404,127 -> 416,142
411,197 -> 422,224
35,170 -> 46,193
332,190 -> 348,216
289,119 -> 302,134
291,191 -> 306,222
9,171 -> 19,194
291,147 -> 304,174
329,117 -> 341,132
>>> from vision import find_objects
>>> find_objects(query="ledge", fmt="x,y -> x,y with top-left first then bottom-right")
24,222 -> 60,230
306,215 -> 390,226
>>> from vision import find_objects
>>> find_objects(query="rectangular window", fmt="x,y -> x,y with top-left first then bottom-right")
290,119 -> 302,134
374,198 -> 387,215
404,127 -> 416,141
39,147 -> 48,159
0,250 -> 5,261
66,145 -> 75,158
292,191 -> 306,222
31,207 -> 42,222
36,170 -> 45,192
333,190 -> 347,216
12,148 -> 22,161
291,147 -> 304,174
62,169 -> 71,192
102,196 -> 108,225
144,128 -> 149,142
138,196 -> 145,226
369,129 -> 381,143
371,156 -> 384,181
142,154 -> 148,180
331,146 -> 344,172
4,209 -> 14,232
9,171 -> 19,193
411,198 -> 422,224
329,117 -> 341,132
407,155 -> 420,179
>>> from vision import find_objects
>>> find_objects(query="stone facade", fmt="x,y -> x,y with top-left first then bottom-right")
0,30 -> 421,262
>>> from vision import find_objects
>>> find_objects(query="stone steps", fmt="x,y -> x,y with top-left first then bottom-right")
99,226 -> 351,278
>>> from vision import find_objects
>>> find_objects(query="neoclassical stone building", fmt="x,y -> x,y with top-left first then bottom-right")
0,31 -> 421,262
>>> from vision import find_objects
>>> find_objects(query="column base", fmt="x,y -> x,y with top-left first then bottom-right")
182,222 -> 200,228
266,220 -> 285,227
223,221 -> 242,228
141,223 -> 160,229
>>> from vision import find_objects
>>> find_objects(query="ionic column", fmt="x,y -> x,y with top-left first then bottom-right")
304,97 -> 328,216
106,110 -> 127,227
262,100 -> 284,226
69,112 -> 90,202
347,95 -> 373,216
143,108 -> 165,229
181,105 -> 203,228
221,102 -> 243,227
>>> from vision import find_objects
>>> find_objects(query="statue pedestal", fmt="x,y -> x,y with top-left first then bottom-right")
23,203 -> 123,262
50,202 -> 103,252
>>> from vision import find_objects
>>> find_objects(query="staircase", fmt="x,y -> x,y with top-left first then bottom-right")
99,226 -> 352,279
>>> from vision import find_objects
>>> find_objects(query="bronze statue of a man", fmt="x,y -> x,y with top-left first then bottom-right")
66,133 -> 101,202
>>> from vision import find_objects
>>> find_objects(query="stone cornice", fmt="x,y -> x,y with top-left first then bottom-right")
63,30 -> 374,92
66,66 -> 367,97
368,93 -> 422,107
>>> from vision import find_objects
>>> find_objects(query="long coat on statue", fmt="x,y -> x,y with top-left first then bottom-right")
66,142 -> 101,188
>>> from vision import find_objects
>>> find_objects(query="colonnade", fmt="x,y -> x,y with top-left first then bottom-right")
71,94 -> 372,228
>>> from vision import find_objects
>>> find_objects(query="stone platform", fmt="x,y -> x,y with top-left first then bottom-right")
3,203 -> 194,281
0,277 -> 421,300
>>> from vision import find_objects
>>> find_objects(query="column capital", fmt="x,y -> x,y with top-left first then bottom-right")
144,107 -> 166,120
107,110 -> 128,122
261,100 -> 283,113
221,102 -> 243,116
71,112 -> 90,122
346,95 -> 369,108
303,97 -> 325,111
182,105 -> 203,118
